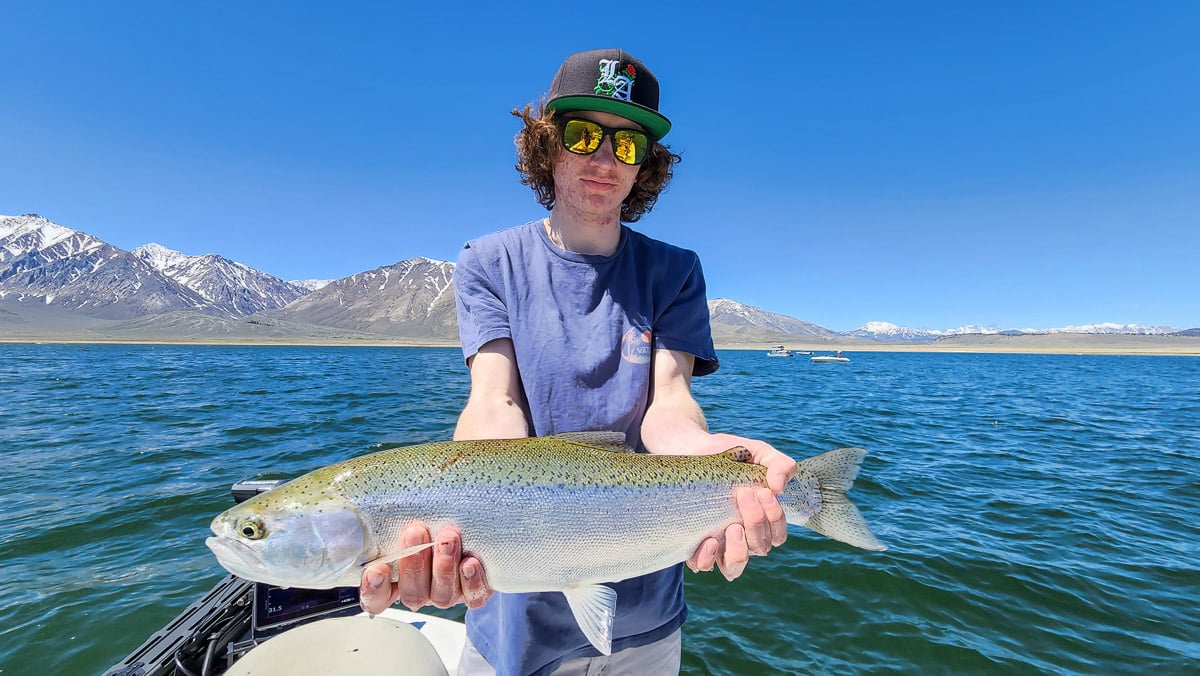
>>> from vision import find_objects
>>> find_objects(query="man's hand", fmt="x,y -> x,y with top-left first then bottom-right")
360,524 -> 492,614
687,438 -> 797,580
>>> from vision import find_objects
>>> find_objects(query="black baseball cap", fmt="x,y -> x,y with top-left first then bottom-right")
544,48 -> 672,140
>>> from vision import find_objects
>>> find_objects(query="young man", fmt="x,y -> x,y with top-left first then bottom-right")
361,48 -> 797,675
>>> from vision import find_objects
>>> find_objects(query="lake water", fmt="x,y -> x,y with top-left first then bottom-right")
1,345 -> 1196,674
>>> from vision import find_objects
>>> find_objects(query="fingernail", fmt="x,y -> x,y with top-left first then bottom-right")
439,540 -> 456,556
462,563 -> 476,580
367,570 -> 386,588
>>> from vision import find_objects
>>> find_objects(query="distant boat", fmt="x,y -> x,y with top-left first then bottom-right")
766,346 -> 795,357
811,351 -> 850,364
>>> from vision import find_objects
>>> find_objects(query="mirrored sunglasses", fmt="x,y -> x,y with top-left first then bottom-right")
558,117 -> 650,166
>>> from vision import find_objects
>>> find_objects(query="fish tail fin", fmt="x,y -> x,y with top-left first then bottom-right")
782,447 -> 887,551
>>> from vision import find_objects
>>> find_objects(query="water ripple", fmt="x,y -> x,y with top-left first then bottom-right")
1,346 -> 1197,674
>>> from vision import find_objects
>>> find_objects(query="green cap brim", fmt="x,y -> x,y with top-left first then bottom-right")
547,95 -> 672,140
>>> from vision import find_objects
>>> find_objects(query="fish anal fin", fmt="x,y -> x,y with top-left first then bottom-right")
562,584 -> 617,655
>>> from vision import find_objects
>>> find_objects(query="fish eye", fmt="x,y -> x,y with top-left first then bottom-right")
238,519 -> 266,540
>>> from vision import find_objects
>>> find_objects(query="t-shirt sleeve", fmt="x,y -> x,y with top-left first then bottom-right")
454,240 -> 512,363
653,253 -> 720,376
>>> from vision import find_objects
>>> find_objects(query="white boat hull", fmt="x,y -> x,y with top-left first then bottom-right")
231,609 -> 465,675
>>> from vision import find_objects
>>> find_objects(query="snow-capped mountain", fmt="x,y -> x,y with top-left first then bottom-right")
2,213 -> 1191,344
708,298 -> 838,339
848,321 -> 942,342
131,242 -> 191,270
269,257 -> 457,339
940,324 -> 1002,336
132,243 -> 307,316
1046,323 -> 1178,335
2,213 -> 86,262
1,214 -> 212,319
289,279 -> 334,292
1,214 -> 309,319
850,320 -> 1184,340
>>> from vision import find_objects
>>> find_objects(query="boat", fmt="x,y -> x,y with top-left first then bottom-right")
766,346 -> 794,357
105,479 -> 466,676
811,351 -> 850,364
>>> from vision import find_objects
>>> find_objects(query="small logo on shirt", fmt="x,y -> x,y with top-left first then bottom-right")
621,327 -> 652,364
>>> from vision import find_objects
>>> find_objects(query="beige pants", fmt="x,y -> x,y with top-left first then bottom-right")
457,628 -> 682,676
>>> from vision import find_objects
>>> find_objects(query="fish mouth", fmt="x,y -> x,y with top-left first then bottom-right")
206,536 -> 270,580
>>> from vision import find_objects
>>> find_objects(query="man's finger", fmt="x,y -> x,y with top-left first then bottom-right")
756,485 -> 788,547
428,528 -> 464,609
765,456 -> 797,494
460,556 -> 493,609
396,523 -> 434,611
359,561 -> 395,615
687,537 -> 719,573
717,524 -> 749,581
736,487 -> 771,555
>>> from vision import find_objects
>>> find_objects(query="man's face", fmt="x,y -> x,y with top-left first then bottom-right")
552,111 -> 644,219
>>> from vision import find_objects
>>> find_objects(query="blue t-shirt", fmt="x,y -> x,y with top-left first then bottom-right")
454,220 -> 719,675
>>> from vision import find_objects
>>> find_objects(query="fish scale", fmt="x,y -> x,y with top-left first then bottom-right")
207,433 -> 886,655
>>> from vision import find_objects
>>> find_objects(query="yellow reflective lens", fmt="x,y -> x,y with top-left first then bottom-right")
612,131 -> 646,165
560,117 -> 649,165
564,119 -> 602,154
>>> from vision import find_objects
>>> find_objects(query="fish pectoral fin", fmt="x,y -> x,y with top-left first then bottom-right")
360,542 -> 436,568
562,584 -> 617,656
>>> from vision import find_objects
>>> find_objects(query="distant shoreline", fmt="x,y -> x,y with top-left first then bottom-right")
3,334 -> 1198,356
729,333 -> 1200,356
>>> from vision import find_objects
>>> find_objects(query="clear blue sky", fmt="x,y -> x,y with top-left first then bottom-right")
3,2 -> 1197,331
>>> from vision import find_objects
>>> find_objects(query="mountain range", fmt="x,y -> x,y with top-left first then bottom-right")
132,242 -> 308,316
846,320 -> 1182,342
1,214 -> 1193,344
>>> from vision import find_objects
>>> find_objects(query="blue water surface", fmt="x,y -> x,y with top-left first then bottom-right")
0,345 -> 1196,674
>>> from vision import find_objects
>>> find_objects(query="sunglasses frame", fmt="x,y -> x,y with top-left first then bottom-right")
557,116 -> 651,166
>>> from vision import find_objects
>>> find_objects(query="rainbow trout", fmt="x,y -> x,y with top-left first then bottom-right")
206,433 -> 886,654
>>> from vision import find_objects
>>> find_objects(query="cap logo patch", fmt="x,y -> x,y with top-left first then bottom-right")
594,59 -> 635,101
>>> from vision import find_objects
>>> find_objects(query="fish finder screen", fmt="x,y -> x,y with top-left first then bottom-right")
252,583 -> 361,632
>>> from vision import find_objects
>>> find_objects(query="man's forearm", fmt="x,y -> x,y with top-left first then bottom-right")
640,396 -> 715,455
453,393 -> 530,440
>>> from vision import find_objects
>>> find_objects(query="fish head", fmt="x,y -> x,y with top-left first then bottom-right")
206,490 -> 367,588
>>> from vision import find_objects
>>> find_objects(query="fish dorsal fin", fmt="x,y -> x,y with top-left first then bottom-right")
718,446 -> 754,463
550,431 -> 633,453
562,584 -> 617,655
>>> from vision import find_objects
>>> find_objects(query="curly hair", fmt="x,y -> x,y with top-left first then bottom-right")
512,103 -> 681,223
